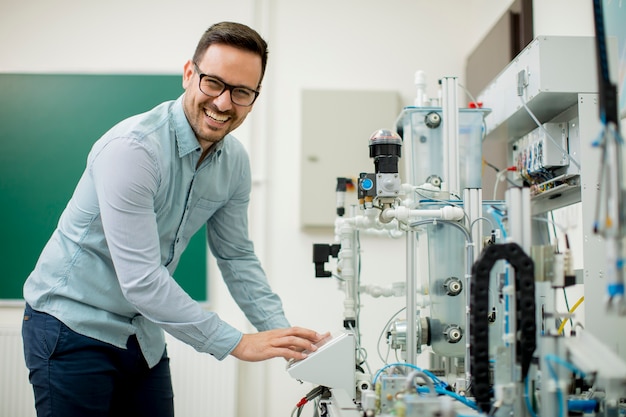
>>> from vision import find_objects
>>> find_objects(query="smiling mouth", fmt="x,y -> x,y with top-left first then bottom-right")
205,109 -> 230,123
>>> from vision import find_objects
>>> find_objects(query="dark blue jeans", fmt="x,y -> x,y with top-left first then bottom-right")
22,304 -> 174,417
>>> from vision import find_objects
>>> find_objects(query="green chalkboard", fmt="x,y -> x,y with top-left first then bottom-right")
0,74 -> 208,301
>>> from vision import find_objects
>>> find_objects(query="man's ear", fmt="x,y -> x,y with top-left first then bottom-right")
182,60 -> 194,90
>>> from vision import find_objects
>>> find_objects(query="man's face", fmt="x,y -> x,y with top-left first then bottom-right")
182,43 -> 262,150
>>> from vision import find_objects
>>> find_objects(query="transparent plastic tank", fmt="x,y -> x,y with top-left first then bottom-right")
396,107 -> 489,190
424,215 -> 466,357
418,201 -> 506,358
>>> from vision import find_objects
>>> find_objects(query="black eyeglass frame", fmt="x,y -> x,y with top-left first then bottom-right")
193,63 -> 260,107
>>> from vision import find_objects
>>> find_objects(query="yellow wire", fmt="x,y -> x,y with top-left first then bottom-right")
557,296 -> 585,335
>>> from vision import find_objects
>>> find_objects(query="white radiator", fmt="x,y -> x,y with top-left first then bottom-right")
0,323 -> 237,417
0,326 -> 35,417
166,333 -> 238,417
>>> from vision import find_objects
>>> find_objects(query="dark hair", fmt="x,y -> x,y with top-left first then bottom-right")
193,22 -> 269,88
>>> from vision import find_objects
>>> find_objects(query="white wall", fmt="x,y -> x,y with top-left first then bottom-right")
0,0 -> 596,416
533,0 -> 594,36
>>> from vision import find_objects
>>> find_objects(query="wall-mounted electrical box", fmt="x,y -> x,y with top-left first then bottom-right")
478,36 -> 599,141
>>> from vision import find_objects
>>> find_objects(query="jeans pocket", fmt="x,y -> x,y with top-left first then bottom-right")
22,304 -> 64,367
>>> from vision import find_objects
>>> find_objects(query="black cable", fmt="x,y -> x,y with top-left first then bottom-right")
484,159 -> 501,173
293,385 -> 329,417
592,0 -> 619,126
484,158 -> 517,187
470,243 -> 536,414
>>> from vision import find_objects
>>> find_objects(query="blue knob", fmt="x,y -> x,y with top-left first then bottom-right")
361,178 -> 374,190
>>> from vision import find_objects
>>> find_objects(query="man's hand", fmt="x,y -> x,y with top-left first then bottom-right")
230,327 -> 330,362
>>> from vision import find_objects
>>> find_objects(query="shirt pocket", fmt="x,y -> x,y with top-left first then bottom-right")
183,197 -> 225,238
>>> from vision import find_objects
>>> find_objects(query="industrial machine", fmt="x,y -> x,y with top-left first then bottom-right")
287,9 -> 626,416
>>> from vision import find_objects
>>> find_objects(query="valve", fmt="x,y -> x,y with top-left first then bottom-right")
443,324 -> 463,344
443,277 -> 463,296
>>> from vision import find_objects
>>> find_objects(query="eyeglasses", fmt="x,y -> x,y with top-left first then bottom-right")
193,63 -> 260,107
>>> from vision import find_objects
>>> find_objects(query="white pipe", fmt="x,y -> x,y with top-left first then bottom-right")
380,205 -> 464,223
335,210 -> 381,230
359,283 -> 406,298
334,216 -> 357,324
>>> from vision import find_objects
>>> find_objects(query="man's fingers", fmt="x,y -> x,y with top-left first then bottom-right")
230,327 -> 331,362
275,329 -> 332,352
283,327 -> 331,343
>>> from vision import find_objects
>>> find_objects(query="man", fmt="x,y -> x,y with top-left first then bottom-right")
22,21 -> 326,417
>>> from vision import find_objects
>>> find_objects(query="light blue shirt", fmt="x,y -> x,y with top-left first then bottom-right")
23,95 -> 289,367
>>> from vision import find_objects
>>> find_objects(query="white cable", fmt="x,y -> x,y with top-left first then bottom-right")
493,169 -> 508,200
377,306 -> 406,364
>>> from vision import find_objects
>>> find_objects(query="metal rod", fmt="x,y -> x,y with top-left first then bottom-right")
406,230 -> 417,365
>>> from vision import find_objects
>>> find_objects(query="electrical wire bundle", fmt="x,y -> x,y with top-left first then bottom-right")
291,386 -> 330,417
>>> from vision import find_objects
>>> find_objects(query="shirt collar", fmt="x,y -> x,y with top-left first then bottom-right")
171,94 -> 225,159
